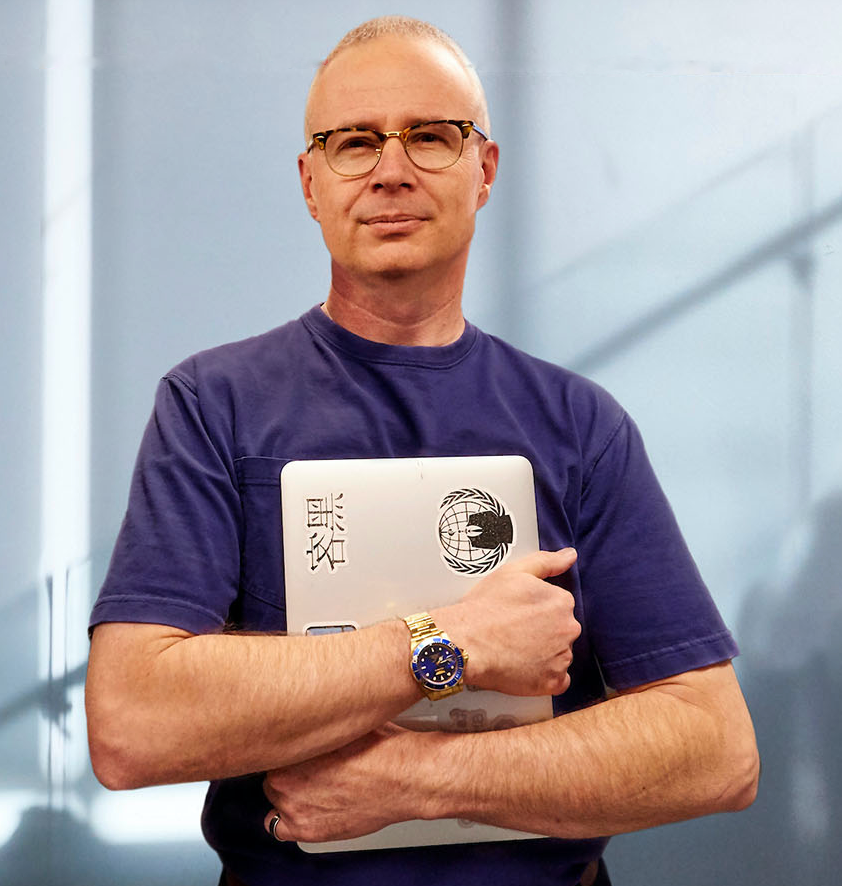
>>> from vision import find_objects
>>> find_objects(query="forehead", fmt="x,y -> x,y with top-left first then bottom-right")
308,36 -> 479,131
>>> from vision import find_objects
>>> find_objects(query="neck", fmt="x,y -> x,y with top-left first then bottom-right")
323,262 -> 466,346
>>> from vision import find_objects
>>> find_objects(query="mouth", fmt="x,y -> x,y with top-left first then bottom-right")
361,214 -> 427,236
363,214 -> 426,226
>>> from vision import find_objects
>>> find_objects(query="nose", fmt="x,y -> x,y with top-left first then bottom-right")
371,133 -> 416,189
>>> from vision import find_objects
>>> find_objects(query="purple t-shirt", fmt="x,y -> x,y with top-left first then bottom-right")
91,305 -> 737,886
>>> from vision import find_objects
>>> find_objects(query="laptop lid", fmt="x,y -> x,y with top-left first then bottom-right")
281,455 -> 552,852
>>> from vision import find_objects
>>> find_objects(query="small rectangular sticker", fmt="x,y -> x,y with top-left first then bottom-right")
304,492 -> 347,572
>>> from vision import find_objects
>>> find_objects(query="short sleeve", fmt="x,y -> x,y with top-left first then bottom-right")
89,373 -> 242,634
576,412 -> 737,689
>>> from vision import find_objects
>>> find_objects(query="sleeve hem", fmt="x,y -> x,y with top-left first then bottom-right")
601,630 -> 739,690
88,594 -> 225,637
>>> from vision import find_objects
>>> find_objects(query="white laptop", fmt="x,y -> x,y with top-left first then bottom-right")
280,455 -> 552,852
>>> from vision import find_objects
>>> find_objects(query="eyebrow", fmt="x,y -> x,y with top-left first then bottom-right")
328,116 -> 449,132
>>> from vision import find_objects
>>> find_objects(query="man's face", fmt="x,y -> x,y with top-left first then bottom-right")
299,36 -> 498,284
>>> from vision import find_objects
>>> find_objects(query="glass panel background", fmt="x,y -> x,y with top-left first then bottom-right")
2,1 -> 840,882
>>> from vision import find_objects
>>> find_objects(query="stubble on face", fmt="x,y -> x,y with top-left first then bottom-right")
300,36 -> 494,287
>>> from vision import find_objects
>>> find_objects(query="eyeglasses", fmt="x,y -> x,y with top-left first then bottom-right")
307,119 -> 488,177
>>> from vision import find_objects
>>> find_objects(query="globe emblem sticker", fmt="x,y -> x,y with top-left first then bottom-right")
437,488 -> 515,575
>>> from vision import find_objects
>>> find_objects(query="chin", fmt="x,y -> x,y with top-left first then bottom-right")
375,264 -> 419,281
356,252 -> 430,280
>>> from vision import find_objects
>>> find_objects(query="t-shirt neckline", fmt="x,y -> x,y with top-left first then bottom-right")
301,303 -> 478,369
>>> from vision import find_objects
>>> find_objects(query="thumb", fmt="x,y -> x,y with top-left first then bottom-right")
512,547 -> 578,579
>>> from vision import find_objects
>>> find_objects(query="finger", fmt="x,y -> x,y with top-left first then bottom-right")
262,772 -> 282,807
508,547 -> 577,579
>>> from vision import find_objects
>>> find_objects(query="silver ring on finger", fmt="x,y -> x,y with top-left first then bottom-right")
269,812 -> 282,841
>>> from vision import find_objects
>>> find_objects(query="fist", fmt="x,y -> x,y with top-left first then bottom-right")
434,548 -> 581,697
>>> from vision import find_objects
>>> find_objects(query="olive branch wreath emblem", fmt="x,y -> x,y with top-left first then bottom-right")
438,488 -> 512,575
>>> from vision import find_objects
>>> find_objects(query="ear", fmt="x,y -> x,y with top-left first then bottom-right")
298,152 -> 321,222
475,139 -> 499,211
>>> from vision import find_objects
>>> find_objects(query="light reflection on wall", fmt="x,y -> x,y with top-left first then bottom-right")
38,0 -> 93,808
1,2 -> 841,884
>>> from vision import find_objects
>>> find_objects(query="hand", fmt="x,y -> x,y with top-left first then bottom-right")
433,548 -> 581,697
263,724 -> 425,844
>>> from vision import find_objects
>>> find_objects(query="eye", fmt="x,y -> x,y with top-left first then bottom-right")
406,123 -> 463,156
332,131 -> 379,153
408,128 -> 447,146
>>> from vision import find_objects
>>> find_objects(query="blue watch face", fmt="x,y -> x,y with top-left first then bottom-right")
411,638 -> 465,689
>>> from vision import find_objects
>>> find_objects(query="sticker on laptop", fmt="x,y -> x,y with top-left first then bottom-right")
437,488 -> 515,576
304,492 -> 347,573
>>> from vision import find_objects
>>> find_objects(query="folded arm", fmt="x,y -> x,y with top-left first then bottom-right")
86,619 -> 416,789
263,660 -> 759,843
434,660 -> 759,838
85,549 -> 580,789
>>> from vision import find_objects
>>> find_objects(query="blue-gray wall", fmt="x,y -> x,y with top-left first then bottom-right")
2,1 -> 841,882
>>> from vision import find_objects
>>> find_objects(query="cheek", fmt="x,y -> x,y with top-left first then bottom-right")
309,173 -> 346,222
317,215 -> 346,252
449,165 -> 485,214
310,189 -> 348,238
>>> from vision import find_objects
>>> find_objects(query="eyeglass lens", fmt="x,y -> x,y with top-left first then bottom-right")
326,122 -> 467,175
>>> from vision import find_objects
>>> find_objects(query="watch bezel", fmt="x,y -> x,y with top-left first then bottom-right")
410,635 -> 466,691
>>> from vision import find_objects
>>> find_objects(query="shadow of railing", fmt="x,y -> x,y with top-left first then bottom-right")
569,191 -> 842,374
0,662 -> 87,731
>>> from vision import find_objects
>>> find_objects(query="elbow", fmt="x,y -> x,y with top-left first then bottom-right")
702,670 -> 761,814
89,743 -> 135,792
712,719 -> 760,813
86,685 -> 157,791
87,714 -> 151,791
725,740 -> 760,812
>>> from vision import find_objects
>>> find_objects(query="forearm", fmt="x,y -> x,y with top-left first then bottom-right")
411,662 -> 759,839
86,620 -> 420,788
87,550 -> 580,791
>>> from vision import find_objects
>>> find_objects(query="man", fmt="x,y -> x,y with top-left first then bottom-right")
86,16 -> 759,886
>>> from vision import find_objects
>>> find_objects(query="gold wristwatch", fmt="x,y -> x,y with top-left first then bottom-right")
403,612 -> 469,700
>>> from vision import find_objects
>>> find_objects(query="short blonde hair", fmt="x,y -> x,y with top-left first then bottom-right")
304,16 -> 490,137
